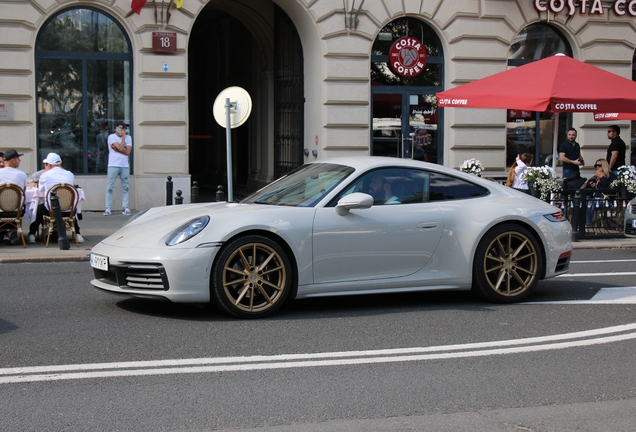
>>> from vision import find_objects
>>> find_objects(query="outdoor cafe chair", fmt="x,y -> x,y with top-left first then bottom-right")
0,182 -> 27,247
42,183 -> 80,247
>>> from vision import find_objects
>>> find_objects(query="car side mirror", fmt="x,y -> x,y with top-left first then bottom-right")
335,192 -> 374,216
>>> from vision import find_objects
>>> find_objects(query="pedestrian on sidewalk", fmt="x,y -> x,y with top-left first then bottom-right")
104,121 -> 132,216
606,124 -> 626,176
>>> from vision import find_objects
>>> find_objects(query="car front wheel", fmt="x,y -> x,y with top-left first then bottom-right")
472,224 -> 542,303
211,235 -> 292,318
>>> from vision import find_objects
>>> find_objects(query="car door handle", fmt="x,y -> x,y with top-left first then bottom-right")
417,222 -> 438,230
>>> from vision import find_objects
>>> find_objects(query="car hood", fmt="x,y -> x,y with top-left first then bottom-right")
99,202 -> 298,249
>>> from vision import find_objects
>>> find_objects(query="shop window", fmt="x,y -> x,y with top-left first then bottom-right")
506,24 -> 572,167
370,18 -> 443,164
35,8 -> 132,174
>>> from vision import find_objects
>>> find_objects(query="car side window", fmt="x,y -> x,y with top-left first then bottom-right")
334,168 -> 429,206
429,172 -> 489,201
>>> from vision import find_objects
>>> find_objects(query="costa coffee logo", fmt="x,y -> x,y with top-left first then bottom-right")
534,0 -> 636,16
389,36 -> 427,78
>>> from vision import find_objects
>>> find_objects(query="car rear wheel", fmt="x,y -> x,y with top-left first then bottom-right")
472,224 -> 542,303
211,235 -> 291,318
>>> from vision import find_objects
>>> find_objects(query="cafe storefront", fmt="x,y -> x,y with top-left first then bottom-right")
0,0 -> 634,209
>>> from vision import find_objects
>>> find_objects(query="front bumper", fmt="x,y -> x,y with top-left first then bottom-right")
89,243 -> 219,303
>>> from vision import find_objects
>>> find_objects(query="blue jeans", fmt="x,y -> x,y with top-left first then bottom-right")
562,169 -> 579,180
106,166 -> 130,210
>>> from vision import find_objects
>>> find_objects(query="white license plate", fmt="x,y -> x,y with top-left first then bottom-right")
632,220 -> 636,228
90,253 -> 109,271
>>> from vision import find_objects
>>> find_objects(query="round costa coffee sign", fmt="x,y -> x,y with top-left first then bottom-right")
389,36 -> 427,77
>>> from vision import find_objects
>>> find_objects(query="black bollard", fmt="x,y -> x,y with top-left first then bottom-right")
166,176 -> 173,206
175,190 -> 183,205
572,190 -> 581,242
191,181 -> 199,203
216,184 -> 226,202
50,190 -> 70,250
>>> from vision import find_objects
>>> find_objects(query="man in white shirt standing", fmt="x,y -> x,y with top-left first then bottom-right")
104,120 -> 132,216
0,149 -> 27,189
27,152 -> 83,243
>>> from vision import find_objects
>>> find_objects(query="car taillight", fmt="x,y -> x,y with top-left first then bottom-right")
544,211 -> 565,222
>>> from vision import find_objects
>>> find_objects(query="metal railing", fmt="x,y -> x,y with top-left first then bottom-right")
547,188 -> 629,240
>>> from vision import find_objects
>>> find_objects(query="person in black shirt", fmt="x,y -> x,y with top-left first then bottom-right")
606,124 -> 626,175
559,128 -> 584,180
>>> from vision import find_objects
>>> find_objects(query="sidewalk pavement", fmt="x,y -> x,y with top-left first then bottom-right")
0,211 -> 130,263
1,211 -> 636,263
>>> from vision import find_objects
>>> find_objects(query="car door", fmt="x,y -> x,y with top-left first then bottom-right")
312,167 -> 445,284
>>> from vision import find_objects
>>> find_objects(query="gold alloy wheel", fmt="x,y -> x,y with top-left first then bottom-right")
222,242 -> 288,313
482,231 -> 539,297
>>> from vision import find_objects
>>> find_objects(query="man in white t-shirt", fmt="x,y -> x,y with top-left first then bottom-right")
26,152 -> 83,244
104,120 -> 132,216
0,148 -> 28,189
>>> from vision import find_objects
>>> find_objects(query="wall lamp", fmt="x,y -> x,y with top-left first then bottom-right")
343,0 -> 365,31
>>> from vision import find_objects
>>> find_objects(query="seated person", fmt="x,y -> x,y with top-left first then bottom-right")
368,173 -> 400,205
26,153 -> 83,243
584,159 -> 614,226
0,149 -> 27,245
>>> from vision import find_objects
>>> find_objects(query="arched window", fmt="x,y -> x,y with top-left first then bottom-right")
370,18 -> 443,164
506,24 -> 572,166
35,8 -> 133,174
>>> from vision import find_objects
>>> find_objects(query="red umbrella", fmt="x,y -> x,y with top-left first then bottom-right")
437,54 -> 636,112
436,54 -> 636,170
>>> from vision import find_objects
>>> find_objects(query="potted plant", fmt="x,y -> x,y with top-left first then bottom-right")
459,158 -> 484,176
523,165 -> 561,201
610,165 -> 636,199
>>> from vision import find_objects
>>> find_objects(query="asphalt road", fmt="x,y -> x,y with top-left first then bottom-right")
2,248 -> 636,431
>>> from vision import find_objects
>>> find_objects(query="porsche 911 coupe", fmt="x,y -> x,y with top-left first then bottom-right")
90,157 -> 572,318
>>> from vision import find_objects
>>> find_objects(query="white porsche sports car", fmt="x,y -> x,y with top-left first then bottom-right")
90,157 -> 572,318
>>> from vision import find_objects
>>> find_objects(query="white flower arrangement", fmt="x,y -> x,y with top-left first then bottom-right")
610,165 -> 636,194
523,165 -> 561,200
459,158 -> 484,176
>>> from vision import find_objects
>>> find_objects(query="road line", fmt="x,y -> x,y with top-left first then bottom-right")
570,259 -> 636,264
2,323 -> 636,384
557,272 -> 636,277
527,287 -> 636,304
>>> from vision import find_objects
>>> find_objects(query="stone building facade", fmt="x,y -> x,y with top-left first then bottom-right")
1,0 -> 634,210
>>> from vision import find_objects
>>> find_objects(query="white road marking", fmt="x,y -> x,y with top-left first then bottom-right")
2,323 -> 636,384
570,259 -> 636,264
527,287 -> 636,304
557,272 -> 636,277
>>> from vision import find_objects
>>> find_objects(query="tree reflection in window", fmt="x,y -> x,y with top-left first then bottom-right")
36,8 -> 132,174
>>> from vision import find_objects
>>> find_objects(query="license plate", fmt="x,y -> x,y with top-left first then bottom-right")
632,220 -> 636,228
90,253 -> 109,271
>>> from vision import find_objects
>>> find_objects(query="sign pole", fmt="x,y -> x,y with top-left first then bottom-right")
225,97 -> 233,203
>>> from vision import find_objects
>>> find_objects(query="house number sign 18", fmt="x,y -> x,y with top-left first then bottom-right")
152,31 -> 177,53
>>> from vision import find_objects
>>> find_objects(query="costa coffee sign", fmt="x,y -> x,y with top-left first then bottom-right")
389,36 -> 427,78
534,0 -> 636,16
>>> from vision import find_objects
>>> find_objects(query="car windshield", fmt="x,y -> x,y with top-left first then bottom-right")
242,163 -> 355,207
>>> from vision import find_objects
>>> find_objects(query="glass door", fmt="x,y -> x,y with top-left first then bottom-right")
372,91 -> 439,163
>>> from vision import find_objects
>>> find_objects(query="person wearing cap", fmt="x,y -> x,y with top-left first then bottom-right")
26,152 -> 83,243
105,120 -> 132,216
0,149 -> 28,189
0,149 -> 27,245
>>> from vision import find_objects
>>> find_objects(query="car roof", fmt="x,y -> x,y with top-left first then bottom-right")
305,156 -> 460,176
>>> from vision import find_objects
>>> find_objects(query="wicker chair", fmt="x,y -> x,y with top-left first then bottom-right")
0,182 -> 27,247
42,183 -> 79,247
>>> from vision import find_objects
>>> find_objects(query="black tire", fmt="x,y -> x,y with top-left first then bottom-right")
211,235 -> 292,318
472,224 -> 543,303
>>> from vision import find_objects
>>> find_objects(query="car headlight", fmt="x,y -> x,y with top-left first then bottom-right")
165,216 -> 210,246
